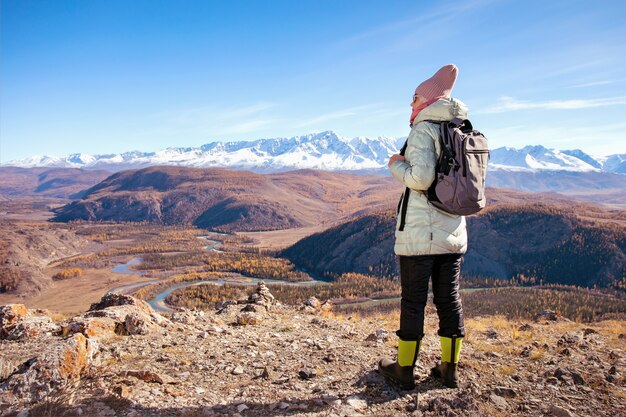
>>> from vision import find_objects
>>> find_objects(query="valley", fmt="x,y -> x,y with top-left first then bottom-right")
1,166 -> 625,417
1,166 -> 625,312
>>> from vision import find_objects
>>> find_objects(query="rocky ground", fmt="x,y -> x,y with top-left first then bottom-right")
1,283 -> 625,417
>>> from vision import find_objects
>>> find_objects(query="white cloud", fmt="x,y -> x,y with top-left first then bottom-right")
295,103 -> 389,128
139,102 -> 280,140
478,96 -> 626,114
216,119 -> 278,135
568,80 -> 615,88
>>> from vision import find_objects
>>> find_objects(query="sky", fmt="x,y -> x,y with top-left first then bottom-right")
1,0 -> 626,162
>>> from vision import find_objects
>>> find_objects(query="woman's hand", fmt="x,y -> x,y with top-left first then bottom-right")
388,154 -> 405,167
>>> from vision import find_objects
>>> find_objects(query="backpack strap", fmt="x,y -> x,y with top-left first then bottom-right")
397,139 -> 410,231
438,122 -> 458,175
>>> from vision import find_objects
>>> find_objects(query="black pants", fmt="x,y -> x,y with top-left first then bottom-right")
396,254 -> 465,341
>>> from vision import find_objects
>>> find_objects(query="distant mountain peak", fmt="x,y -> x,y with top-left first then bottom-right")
3,133 -> 624,175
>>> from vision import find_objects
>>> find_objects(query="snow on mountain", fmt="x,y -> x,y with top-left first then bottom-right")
602,154 -> 626,174
561,149 -> 603,169
4,131 -> 623,175
489,145 -> 603,172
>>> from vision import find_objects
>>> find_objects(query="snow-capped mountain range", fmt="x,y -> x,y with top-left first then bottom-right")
4,131 -> 625,174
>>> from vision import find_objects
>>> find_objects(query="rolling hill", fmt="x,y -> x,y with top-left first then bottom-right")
51,166 -> 403,232
0,167 -> 111,199
278,202 -> 626,288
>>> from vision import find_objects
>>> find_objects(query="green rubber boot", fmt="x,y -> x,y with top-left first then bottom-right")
378,338 -> 421,390
431,336 -> 463,388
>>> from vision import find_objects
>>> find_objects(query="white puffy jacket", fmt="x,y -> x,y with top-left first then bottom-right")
390,97 -> 468,256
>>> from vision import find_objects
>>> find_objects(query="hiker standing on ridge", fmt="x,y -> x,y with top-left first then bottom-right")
379,64 -> 468,390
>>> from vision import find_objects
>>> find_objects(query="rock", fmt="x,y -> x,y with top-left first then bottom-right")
2,333 -> 98,404
123,370 -> 172,384
259,366 -> 272,380
489,394 -> 508,410
320,300 -> 333,312
547,404 -> 574,417
493,386 -> 516,398
323,353 -> 336,363
582,328 -> 597,336
241,303 -> 265,313
216,300 -> 238,311
485,327 -> 498,339
0,357 -> 21,381
124,312 -> 152,335
62,317 -> 117,339
207,325 -> 224,334
1,313 -> 58,341
113,384 -> 131,398
534,310 -> 558,322
299,367 -> 317,379
232,366 -> 244,375
520,346 -> 533,357
236,404 -> 248,412
558,333 -> 581,347
518,323 -> 532,331
365,329 -> 389,342
0,304 -> 29,327
89,293 -> 152,315
346,396 -> 367,410
279,402 -> 290,409
554,368 -> 568,381
304,297 -> 321,309
67,294 -> 170,338
570,370 -> 585,385
236,312 -> 260,325
170,309 -> 198,325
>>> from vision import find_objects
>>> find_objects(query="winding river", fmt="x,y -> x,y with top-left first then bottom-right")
107,236 -> 324,313
107,235 -> 490,314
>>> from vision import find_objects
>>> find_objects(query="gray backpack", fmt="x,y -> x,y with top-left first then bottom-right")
397,118 -> 489,230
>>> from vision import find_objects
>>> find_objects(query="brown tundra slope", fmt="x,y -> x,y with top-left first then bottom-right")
278,201 -> 626,288
51,166 -> 404,231
0,221 -> 86,294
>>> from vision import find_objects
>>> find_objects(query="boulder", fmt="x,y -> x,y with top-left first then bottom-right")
320,300 -> 333,312
304,296 -> 321,309
61,317 -> 117,339
534,309 -> 558,322
301,296 -> 333,314
0,304 -> 58,341
236,312 -> 260,325
64,294 -> 170,339
2,333 -> 98,404
0,304 -> 28,327
365,329 -> 389,342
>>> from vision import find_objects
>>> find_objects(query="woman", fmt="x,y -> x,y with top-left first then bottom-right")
378,64 -> 467,390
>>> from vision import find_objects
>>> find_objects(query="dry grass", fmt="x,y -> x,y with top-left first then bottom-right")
497,364 -> 517,375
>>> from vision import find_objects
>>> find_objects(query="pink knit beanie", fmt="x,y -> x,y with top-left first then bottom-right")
414,64 -> 458,100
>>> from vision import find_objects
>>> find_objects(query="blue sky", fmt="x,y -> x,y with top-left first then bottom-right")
2,0 -> 626,162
